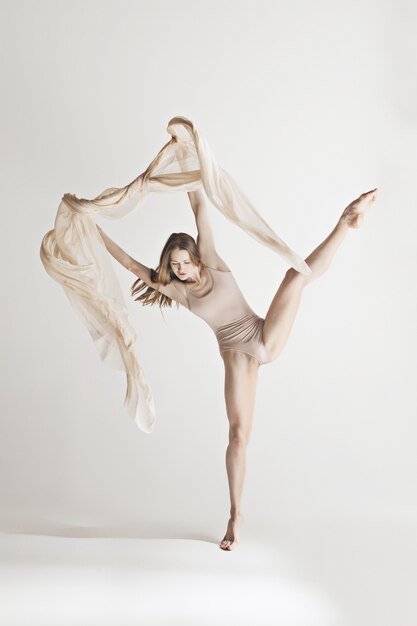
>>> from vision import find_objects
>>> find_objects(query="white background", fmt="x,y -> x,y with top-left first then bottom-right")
1,0 -> 416,552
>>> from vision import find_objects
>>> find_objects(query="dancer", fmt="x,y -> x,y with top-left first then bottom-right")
97,186 -> 378,551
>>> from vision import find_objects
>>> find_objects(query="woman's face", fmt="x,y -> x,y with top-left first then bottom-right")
170,248 -> 195,280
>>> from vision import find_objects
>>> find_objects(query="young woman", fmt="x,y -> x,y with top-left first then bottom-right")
97,186 -> 378,551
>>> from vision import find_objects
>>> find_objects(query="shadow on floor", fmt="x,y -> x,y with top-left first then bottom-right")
0,518 -> 218,543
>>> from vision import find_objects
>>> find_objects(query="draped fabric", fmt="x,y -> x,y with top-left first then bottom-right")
40,116 -> 310,434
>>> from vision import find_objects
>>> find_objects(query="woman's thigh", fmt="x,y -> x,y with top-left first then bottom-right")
222,351 -> 259,439
263,269 -> 306,361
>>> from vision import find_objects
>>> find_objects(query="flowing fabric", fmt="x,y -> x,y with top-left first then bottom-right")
40,116 -> 310,434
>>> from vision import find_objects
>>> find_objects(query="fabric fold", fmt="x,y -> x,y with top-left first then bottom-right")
40,115 -> 310,433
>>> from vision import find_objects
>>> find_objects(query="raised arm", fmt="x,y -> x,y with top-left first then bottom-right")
96,226 -> 189,307
97,226 -> 133,268
187,190 -> 230,270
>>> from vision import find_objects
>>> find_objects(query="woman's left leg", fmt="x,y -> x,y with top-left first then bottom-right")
263,188 -> 378,360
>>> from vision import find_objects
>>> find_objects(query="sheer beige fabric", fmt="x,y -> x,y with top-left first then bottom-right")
40,116 -> 310,433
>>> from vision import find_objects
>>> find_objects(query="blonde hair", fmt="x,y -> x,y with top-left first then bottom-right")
131,232 -> 204,308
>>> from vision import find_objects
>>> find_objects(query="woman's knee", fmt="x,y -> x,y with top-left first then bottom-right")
285,267 -> 309,287
228,423 -> 251,446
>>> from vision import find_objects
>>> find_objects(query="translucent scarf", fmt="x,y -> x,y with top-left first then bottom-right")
40,116 -> 310,433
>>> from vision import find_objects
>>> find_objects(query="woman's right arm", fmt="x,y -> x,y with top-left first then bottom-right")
96,226 -> 189,307
97,226 -> 140,274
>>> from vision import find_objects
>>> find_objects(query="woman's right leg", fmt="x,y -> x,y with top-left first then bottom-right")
220,350 -> 259,551
262,188 -> 378,361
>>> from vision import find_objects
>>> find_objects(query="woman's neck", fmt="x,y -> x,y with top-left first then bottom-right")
187,265 -> 208,287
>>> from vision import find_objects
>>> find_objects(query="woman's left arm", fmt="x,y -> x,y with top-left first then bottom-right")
187,190 -> 230,270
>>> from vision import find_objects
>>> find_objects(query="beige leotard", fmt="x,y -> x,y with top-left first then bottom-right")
184,267 -> 271,366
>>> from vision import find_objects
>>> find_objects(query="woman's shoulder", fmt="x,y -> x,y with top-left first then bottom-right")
206,265 -> 231,273
157,279 -> 190,309
200,251 -> 231,272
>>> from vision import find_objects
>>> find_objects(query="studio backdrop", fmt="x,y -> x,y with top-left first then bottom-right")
1,0 -> 416,534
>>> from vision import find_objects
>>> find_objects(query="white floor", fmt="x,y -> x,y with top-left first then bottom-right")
0,517 -> 416,626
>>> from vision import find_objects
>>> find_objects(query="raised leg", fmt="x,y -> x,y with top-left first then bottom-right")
219,350 -> 259,551
263,188 -> 378,360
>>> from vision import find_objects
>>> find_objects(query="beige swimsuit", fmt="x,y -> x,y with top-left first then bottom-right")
184,267 -> 271,366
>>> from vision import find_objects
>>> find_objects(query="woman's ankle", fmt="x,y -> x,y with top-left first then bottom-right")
230,509 -> 242,521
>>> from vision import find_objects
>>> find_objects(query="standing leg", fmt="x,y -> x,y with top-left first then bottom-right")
263,188 -> 378,360
220,350 -> 260,551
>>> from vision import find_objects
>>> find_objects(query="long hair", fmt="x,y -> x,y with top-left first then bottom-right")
131,232 -> 204,308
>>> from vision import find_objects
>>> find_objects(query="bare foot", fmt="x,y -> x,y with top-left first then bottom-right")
341,188 -> 378,228
219,513 -> 245,551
